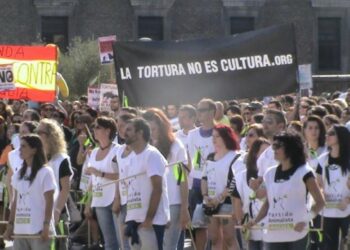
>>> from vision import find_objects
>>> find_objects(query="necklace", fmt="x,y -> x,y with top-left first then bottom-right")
100,143 -> 111,150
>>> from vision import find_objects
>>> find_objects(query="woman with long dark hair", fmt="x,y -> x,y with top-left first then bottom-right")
247,132 -> 325,250
143,108 -> 190,250
233,137 -> 270,250
316,125 -> 350,249
3,134 -> 56,249
84,116 -> 120,250
303,116 -> 327,170
201,124 -> 240,250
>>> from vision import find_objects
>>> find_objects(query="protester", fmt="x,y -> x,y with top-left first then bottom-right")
37,119 -> 73,250
303,116 -> 327,170
316,125 -> 350,250
247,132 -> 325,249
175,104 -> 197,148
166,105 -> 180,131
215,101 -> 230,126
4,134 -> 57,250
113,113 -> 136,250
188,98 -> 216,250
201,124 -> 240,250
249,109 -> 286,198
143,108 -> 190,250
233,138 -> 270,250
7,121 -> 39,204
124,118 -> 170,250
84,117 -> 120,250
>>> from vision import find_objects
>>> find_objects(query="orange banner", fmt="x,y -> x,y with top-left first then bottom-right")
0,45 -> 57,102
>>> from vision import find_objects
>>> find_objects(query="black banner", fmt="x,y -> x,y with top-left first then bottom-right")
113,24 -> 298,106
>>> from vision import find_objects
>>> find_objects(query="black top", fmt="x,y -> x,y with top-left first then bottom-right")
275,165 -> 314,183
58,158 -> 73,191
316,155 -> 342,175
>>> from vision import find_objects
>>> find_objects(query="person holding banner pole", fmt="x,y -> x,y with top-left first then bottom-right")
316,125 -> 350,250
246,132 -> 325,250
142,108 -> 190,250
123,118 -> 170,250
37,119 -> 74,250
4,134 -> 57,250
188,99 -> 215,250
84,117 -> 120,250
201,124 -> 240,250
113,113 -> 136,250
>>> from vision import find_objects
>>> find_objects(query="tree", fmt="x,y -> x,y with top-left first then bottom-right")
58,37 -> 114,99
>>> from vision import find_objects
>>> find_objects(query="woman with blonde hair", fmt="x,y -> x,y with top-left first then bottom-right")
37,119 -> 73,250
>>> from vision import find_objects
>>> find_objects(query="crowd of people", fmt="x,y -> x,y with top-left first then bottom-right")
0,89 -> 349,250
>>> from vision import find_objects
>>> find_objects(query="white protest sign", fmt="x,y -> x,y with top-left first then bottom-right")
0,65 -> 15,91
99,83 -> 118,112
87,87 -> 100,109
98,35 -> 117,65
298,64 -> 313,90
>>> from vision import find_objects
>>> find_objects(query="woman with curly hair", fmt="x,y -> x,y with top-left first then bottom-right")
37,119 -> 73,250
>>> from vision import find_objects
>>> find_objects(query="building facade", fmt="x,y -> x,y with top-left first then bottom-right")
0,0 -> 349,91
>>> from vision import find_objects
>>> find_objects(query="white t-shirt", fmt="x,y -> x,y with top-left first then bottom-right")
257,146 -> 278,177
235,170 -> 264,241
203,151 -> 238,198
187,128 -> 214,180
89,145 -> 119,207
317,152 -> 350,218
79,156 -> 91,192
175,129 -> 189,149
166,139 -> 187,205
8,149 -> 22,173
170,117 -> 180,131
307,146 -> 327,170
12,166 -> 57,234
125,144 -> 170,225
263,164 -> 312,242
231,152 -> 247,175
116,145 -> 135,206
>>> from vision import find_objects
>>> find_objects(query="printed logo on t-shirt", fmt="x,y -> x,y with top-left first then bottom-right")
92,183 -> 103,197
126,177 -> 142,210
16,192 -> 31,224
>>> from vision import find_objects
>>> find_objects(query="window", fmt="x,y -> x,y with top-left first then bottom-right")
230,17 -> 254,35
318,18 -> 341,71
138,16 -> 164,41
41,16 -> 68,52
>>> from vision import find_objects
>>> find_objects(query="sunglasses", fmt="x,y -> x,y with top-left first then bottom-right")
327,130 -> 336,136
272,141 -> 284,150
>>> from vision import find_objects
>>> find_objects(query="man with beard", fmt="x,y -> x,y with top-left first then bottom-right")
124,118 -> 170,250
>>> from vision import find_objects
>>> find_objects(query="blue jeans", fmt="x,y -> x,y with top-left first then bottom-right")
163,204 -> 182,250
264,234 -> 309,250
95,204 -> 119,250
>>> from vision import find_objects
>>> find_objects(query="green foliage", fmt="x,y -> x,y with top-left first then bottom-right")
58,37 -> 113,99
